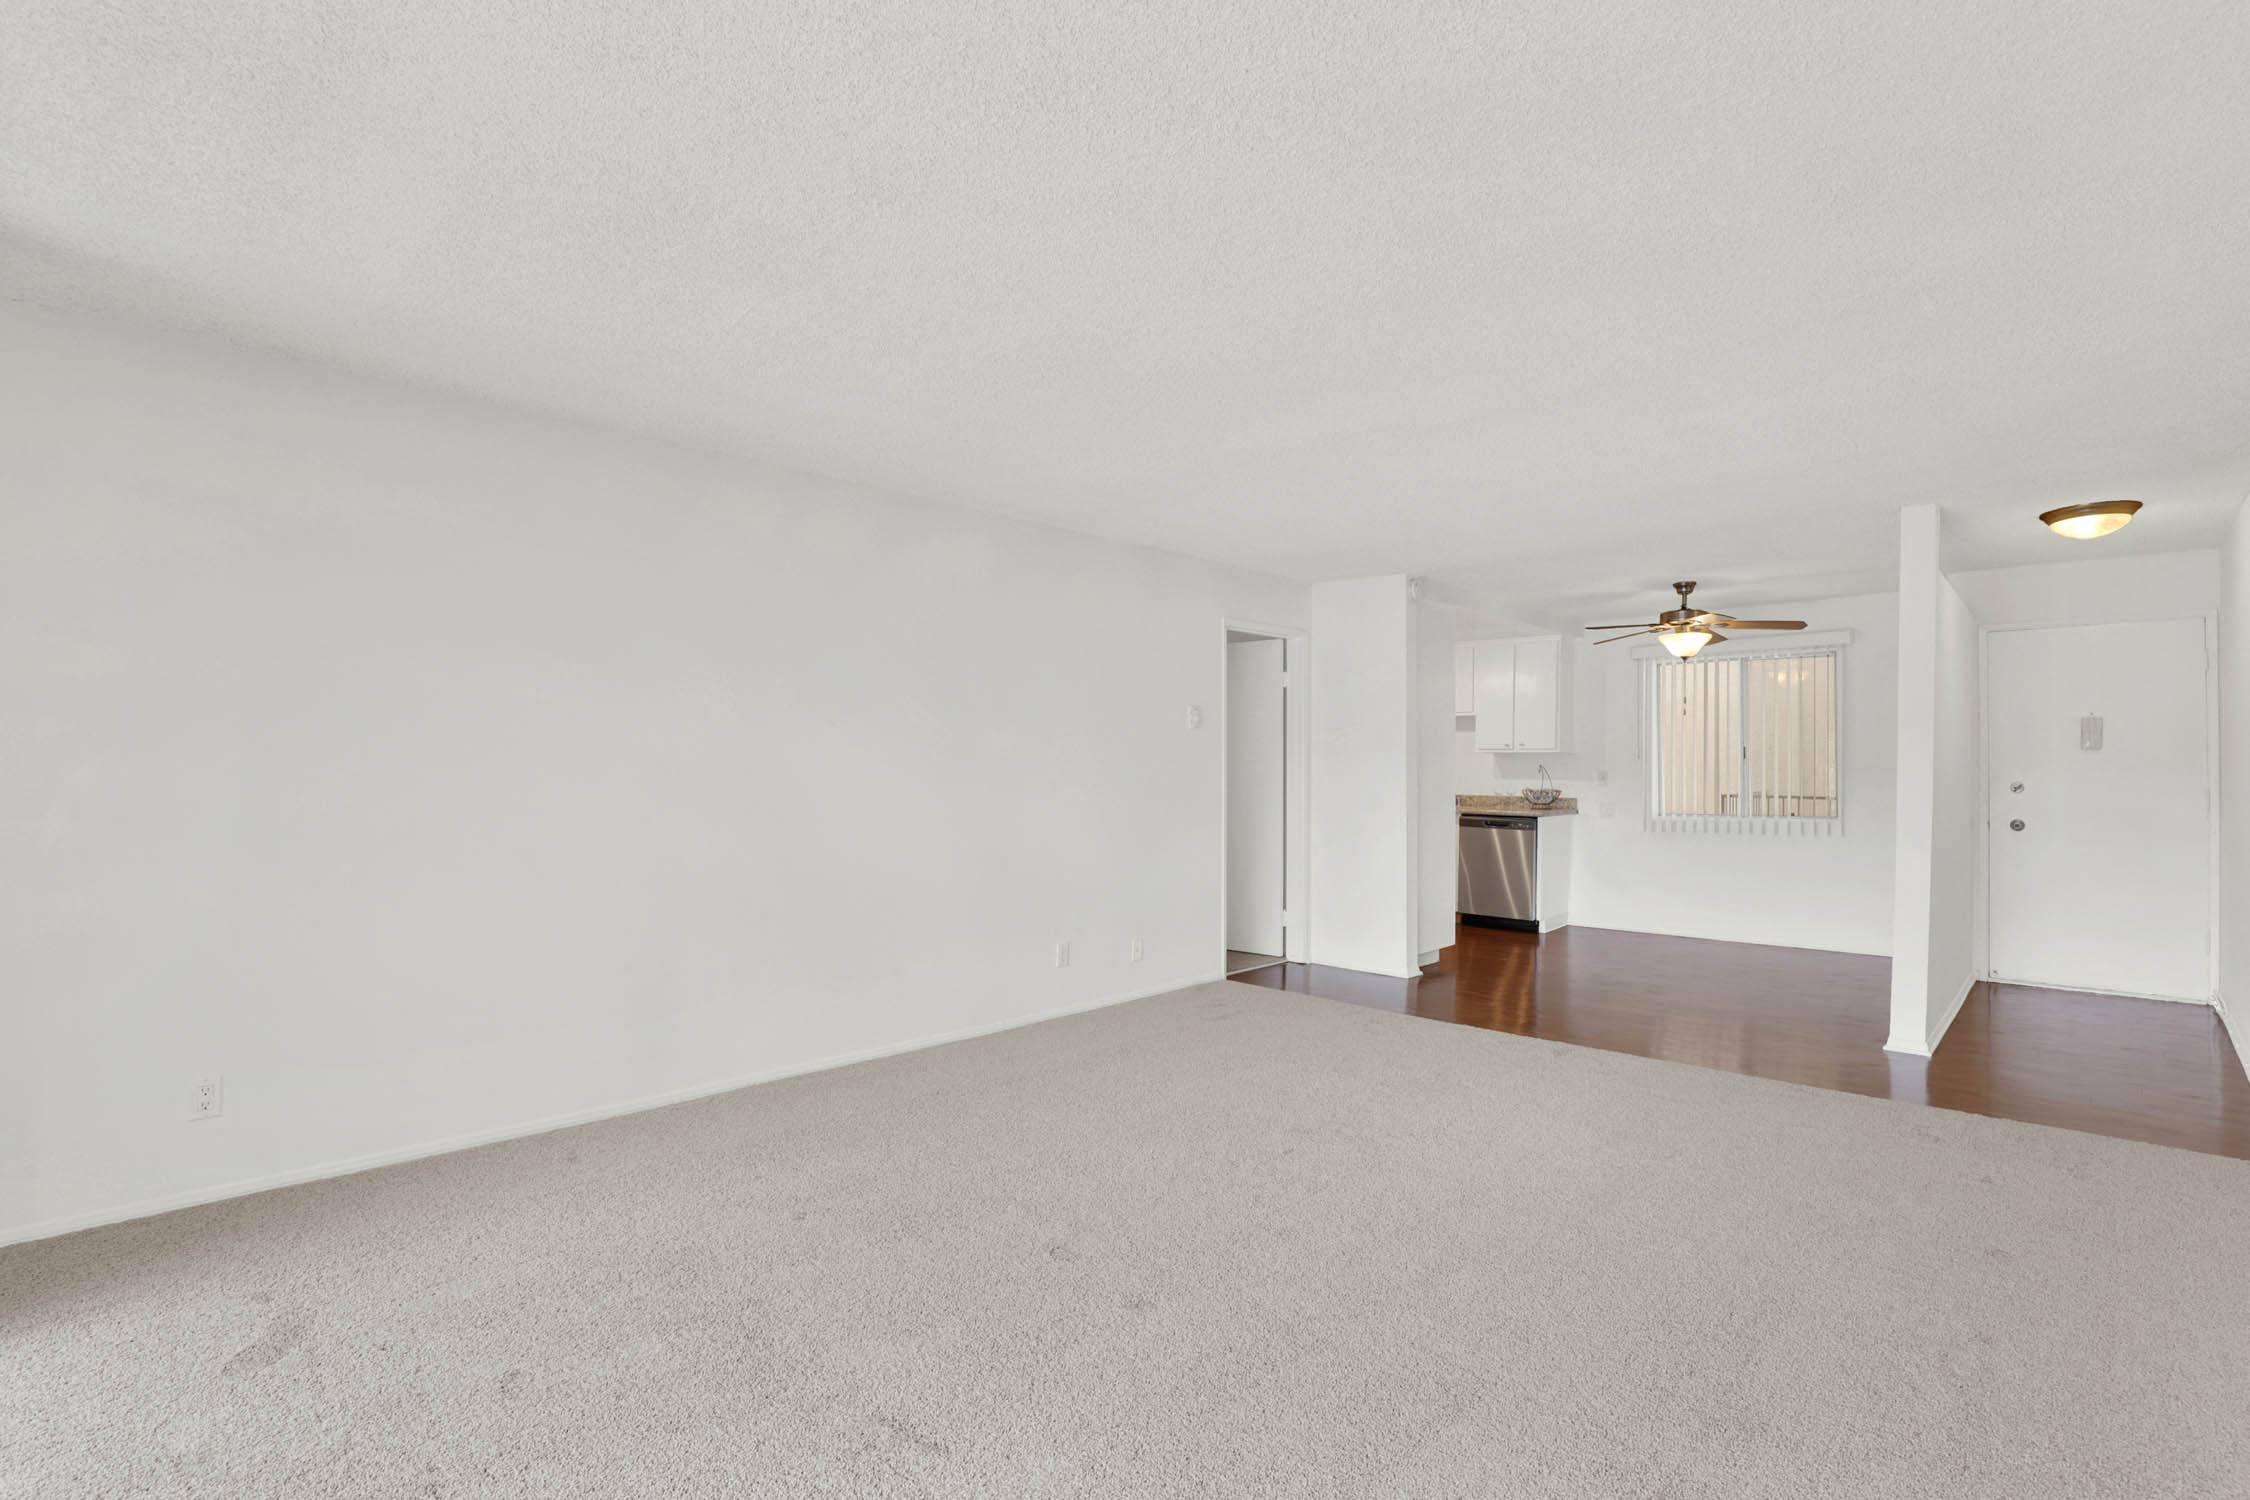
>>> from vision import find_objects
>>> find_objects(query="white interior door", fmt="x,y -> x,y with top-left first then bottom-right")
1987,618 -> 2210,1000
1226,638 -> 1286,955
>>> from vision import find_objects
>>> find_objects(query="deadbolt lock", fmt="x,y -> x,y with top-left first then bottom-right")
2009,819 -> 2026,832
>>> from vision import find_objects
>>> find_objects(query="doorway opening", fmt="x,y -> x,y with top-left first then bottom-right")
1223,621 -> 1308,978
1983,616 -> 2216,1003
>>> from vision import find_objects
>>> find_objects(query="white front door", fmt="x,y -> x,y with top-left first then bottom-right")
1226,638 -> 1286,955
1987,618 -> 2210,1000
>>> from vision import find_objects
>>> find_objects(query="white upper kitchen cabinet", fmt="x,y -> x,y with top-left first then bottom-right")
1454,645 -> 1476,715
1470,642 -> 1518,750
1468,635 -> 1568,753
1509,635 -> 1561,750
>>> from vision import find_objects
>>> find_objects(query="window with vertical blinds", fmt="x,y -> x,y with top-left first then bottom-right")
1644,648 -> 1841,832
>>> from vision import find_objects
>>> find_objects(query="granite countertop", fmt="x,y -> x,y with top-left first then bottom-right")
1457,793 -> 1578,818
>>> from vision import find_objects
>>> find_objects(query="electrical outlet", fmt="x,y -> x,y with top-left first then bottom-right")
1054,942 -> 1070,968
1129,937 -> 1144,963
189,1075 -> 223,1121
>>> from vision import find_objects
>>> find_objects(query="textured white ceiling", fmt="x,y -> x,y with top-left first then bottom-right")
8,3 -> 2250,619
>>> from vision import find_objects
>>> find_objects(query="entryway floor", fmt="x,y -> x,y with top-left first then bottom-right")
1234,923 -> 2250,1160
1224,949 -> 1284,977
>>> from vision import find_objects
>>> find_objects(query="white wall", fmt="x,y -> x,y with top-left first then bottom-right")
0,305 -> 1309,1242
1224,638 -> 1286,954
1926,567 -> 1984,1031
1457,592 -> 1900,955
1308,576 -> 1420,977
2221,502 -> 2250,1074
1415,602 -> 1457,962
1952,550 -> 2221,626
1887,511 -> 1940,1050
1888,505 -> 1982,1055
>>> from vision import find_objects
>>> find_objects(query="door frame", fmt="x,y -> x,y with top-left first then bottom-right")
1977,611 -> 2219,1003
1219,618 -> 1311,970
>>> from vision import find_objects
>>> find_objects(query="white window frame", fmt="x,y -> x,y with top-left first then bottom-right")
1632,629 -> 1853,836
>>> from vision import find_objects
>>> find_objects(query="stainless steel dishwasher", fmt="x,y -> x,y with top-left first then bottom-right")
1458,814 -> 1537,929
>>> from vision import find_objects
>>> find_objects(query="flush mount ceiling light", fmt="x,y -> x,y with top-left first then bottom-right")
2039,499 -> 2142,540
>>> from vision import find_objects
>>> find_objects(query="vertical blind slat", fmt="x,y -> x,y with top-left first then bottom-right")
1646,647 -> 1838,831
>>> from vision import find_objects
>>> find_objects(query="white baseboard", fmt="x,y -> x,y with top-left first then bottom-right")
1566,919 -> 1885,960
0,971 -> 1219,1249
1985,977 -> 2211,1005
1925,972 -> 1977,1054
2219,992 -> 2250,1079
1305,954 -> 1424,979
1882,1023 -> 1932,1058
1884,971 -> 1977,1058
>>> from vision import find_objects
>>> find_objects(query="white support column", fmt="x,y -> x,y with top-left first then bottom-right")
1308,576 -> 1425,977
1889,506 -> 1941,1053
1888,504 -> 1983,1056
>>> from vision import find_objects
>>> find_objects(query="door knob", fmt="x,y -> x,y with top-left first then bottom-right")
2008,819 -> 2025,832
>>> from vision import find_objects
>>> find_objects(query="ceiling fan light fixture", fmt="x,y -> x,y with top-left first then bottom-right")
1660,627 -> 1719,659
1587,583 -> 1803,653
2039,499 -> 2142,540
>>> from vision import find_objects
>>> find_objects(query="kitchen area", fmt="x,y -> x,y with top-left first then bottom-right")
1455,633 -> 1576,934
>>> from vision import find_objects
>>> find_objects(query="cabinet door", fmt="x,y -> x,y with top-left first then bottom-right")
1511,636 -> 1562,751
1471,643 -> 1517,750
1453,645 -> 1475,715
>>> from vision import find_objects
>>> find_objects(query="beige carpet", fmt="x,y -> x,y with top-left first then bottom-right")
6,981 -> 2248,1497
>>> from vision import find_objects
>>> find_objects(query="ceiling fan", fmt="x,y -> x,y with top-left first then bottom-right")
1584,581 -> 1806,660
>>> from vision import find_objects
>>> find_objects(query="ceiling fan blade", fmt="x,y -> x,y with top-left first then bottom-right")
1592,629 -> 1658,645
1582,623 -> 1660,632
1710,619 -> 1807,630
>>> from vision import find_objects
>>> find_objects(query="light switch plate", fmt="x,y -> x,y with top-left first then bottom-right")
2079,714 -> 2103,751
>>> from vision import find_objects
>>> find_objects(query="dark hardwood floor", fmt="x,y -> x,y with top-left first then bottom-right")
1234,923 -> 2250,1161
1225,948 -> 1285,976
